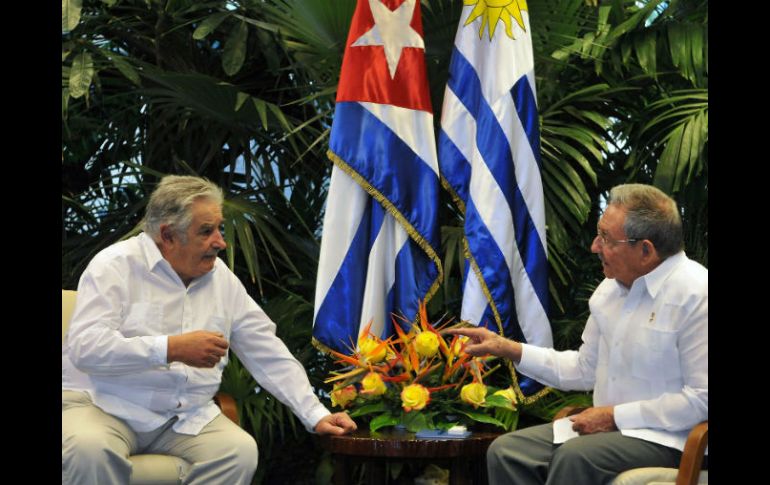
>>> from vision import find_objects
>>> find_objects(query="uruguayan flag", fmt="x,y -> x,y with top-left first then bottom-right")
439,0 -> 552,398
313,0 -> 442,353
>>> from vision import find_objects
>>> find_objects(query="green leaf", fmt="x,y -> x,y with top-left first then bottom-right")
402,411 -> 430,432
235,92 -> 249,112
222,21 -> 248,76
62,0 -> 82,32
349,402 -> 388,418
370,413 -> 400,433
483,394 -> 514,410
267,103 -> 301,156
253,99 -> 268,129
633,32 -> 656,77
68,52 -> 94,99
233,14 -> 280,33
653,123 -> 682,193
109,55 -> 141,86
457,409 -> 505,429
193,12 -> 231,40
62,88 -> 70,120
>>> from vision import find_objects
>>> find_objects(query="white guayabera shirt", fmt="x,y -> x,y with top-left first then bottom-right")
517,251 -> 708,452
62,232 -> 330,435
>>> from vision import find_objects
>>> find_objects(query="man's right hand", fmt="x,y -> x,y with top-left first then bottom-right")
443,326 -> 523,363
167,331 -> 229,367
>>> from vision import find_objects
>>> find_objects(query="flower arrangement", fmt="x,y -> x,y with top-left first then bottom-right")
325,302 -> 519,433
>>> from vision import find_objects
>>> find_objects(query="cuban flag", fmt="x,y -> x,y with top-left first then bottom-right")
438,0 -> 552,399
313,0 -> 442,353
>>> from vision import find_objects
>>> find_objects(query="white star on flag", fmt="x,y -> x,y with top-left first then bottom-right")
351,0 -> 424,79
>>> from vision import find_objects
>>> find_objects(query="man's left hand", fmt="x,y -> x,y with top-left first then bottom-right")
570,406 -> 617,435
314,412 -> 357,436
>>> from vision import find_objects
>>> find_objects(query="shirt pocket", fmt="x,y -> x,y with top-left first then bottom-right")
121,302 -> 164,337
631,325 -> 679,380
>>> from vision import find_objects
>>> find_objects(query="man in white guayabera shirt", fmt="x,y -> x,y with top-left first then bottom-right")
446,184 -> 707,485
62,175 -> 357,484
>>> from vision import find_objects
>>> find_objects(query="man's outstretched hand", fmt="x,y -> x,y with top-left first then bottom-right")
443,326 -> 523,362
314,412 -> 358,436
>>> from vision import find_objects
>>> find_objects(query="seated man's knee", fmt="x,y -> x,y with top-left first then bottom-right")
486,432 -> 527,468
63,428 -> 127,463
487,434 -> 508,466
552,438 -> 592,467
228,430 -> 259,473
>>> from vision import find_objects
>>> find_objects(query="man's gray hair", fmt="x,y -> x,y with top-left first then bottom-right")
607,183 -> 683,259
143,175 -> 224,243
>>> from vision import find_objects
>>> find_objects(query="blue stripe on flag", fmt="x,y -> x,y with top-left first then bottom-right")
329,102 -> 440,248
446,47 -> 548,311
511,77 -> 542,170
314,197 -> 376,351
389,235 -> 437,334
438,129 -> 471,203
464,197 -> 525,342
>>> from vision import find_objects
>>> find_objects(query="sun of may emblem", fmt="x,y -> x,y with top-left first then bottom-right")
463,0 -> 528,41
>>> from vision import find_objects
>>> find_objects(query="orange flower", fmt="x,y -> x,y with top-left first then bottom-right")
401,383 -> 431,412
330,385 -> 357,409
450,336 -> 469,357
359,336 -> 387,363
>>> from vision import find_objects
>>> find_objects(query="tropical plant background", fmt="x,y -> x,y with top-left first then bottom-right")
62,0 -> 707,482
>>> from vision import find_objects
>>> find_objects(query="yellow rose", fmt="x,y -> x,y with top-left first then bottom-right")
460,382 -> 487,408
360,372 -> 387,397
493,387 -> 518,409
414,331 -> 439,358
359,337 -> 386,363
401,383 -> 431,412
330,385 -> 357,409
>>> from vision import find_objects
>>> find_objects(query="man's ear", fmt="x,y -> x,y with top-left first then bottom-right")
160,225 -> 174,244
641,240 -> 659,261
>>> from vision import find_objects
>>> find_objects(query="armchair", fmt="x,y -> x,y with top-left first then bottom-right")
553,407 -> 708,485
62,289 -> 240,485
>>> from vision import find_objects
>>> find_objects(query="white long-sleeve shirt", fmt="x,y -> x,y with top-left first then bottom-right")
62,232 -> 330,435
517,251 -> 707,451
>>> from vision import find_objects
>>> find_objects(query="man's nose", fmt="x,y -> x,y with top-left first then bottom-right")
213,230 -> 227,250
590,235 -> 601,254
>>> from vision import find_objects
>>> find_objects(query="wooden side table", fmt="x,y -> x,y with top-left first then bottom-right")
318,428 -> 503,485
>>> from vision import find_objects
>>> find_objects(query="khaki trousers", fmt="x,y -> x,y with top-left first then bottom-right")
62,390 -> 258,485
487,422 -> 682,485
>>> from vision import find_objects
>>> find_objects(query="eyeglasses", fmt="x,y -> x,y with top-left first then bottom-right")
595,226 -> 638,247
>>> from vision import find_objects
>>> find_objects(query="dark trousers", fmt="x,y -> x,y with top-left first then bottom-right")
487,423 -> 682,485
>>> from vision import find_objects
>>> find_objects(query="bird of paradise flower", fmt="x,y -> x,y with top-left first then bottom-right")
324,301 -> 519,432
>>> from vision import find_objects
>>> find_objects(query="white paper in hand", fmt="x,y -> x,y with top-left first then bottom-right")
552,416 -> 580,444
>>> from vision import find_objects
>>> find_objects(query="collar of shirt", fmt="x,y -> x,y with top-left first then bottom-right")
639,250 -> 687,299
137,232 -> 218,289
611,250 -> 687,299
